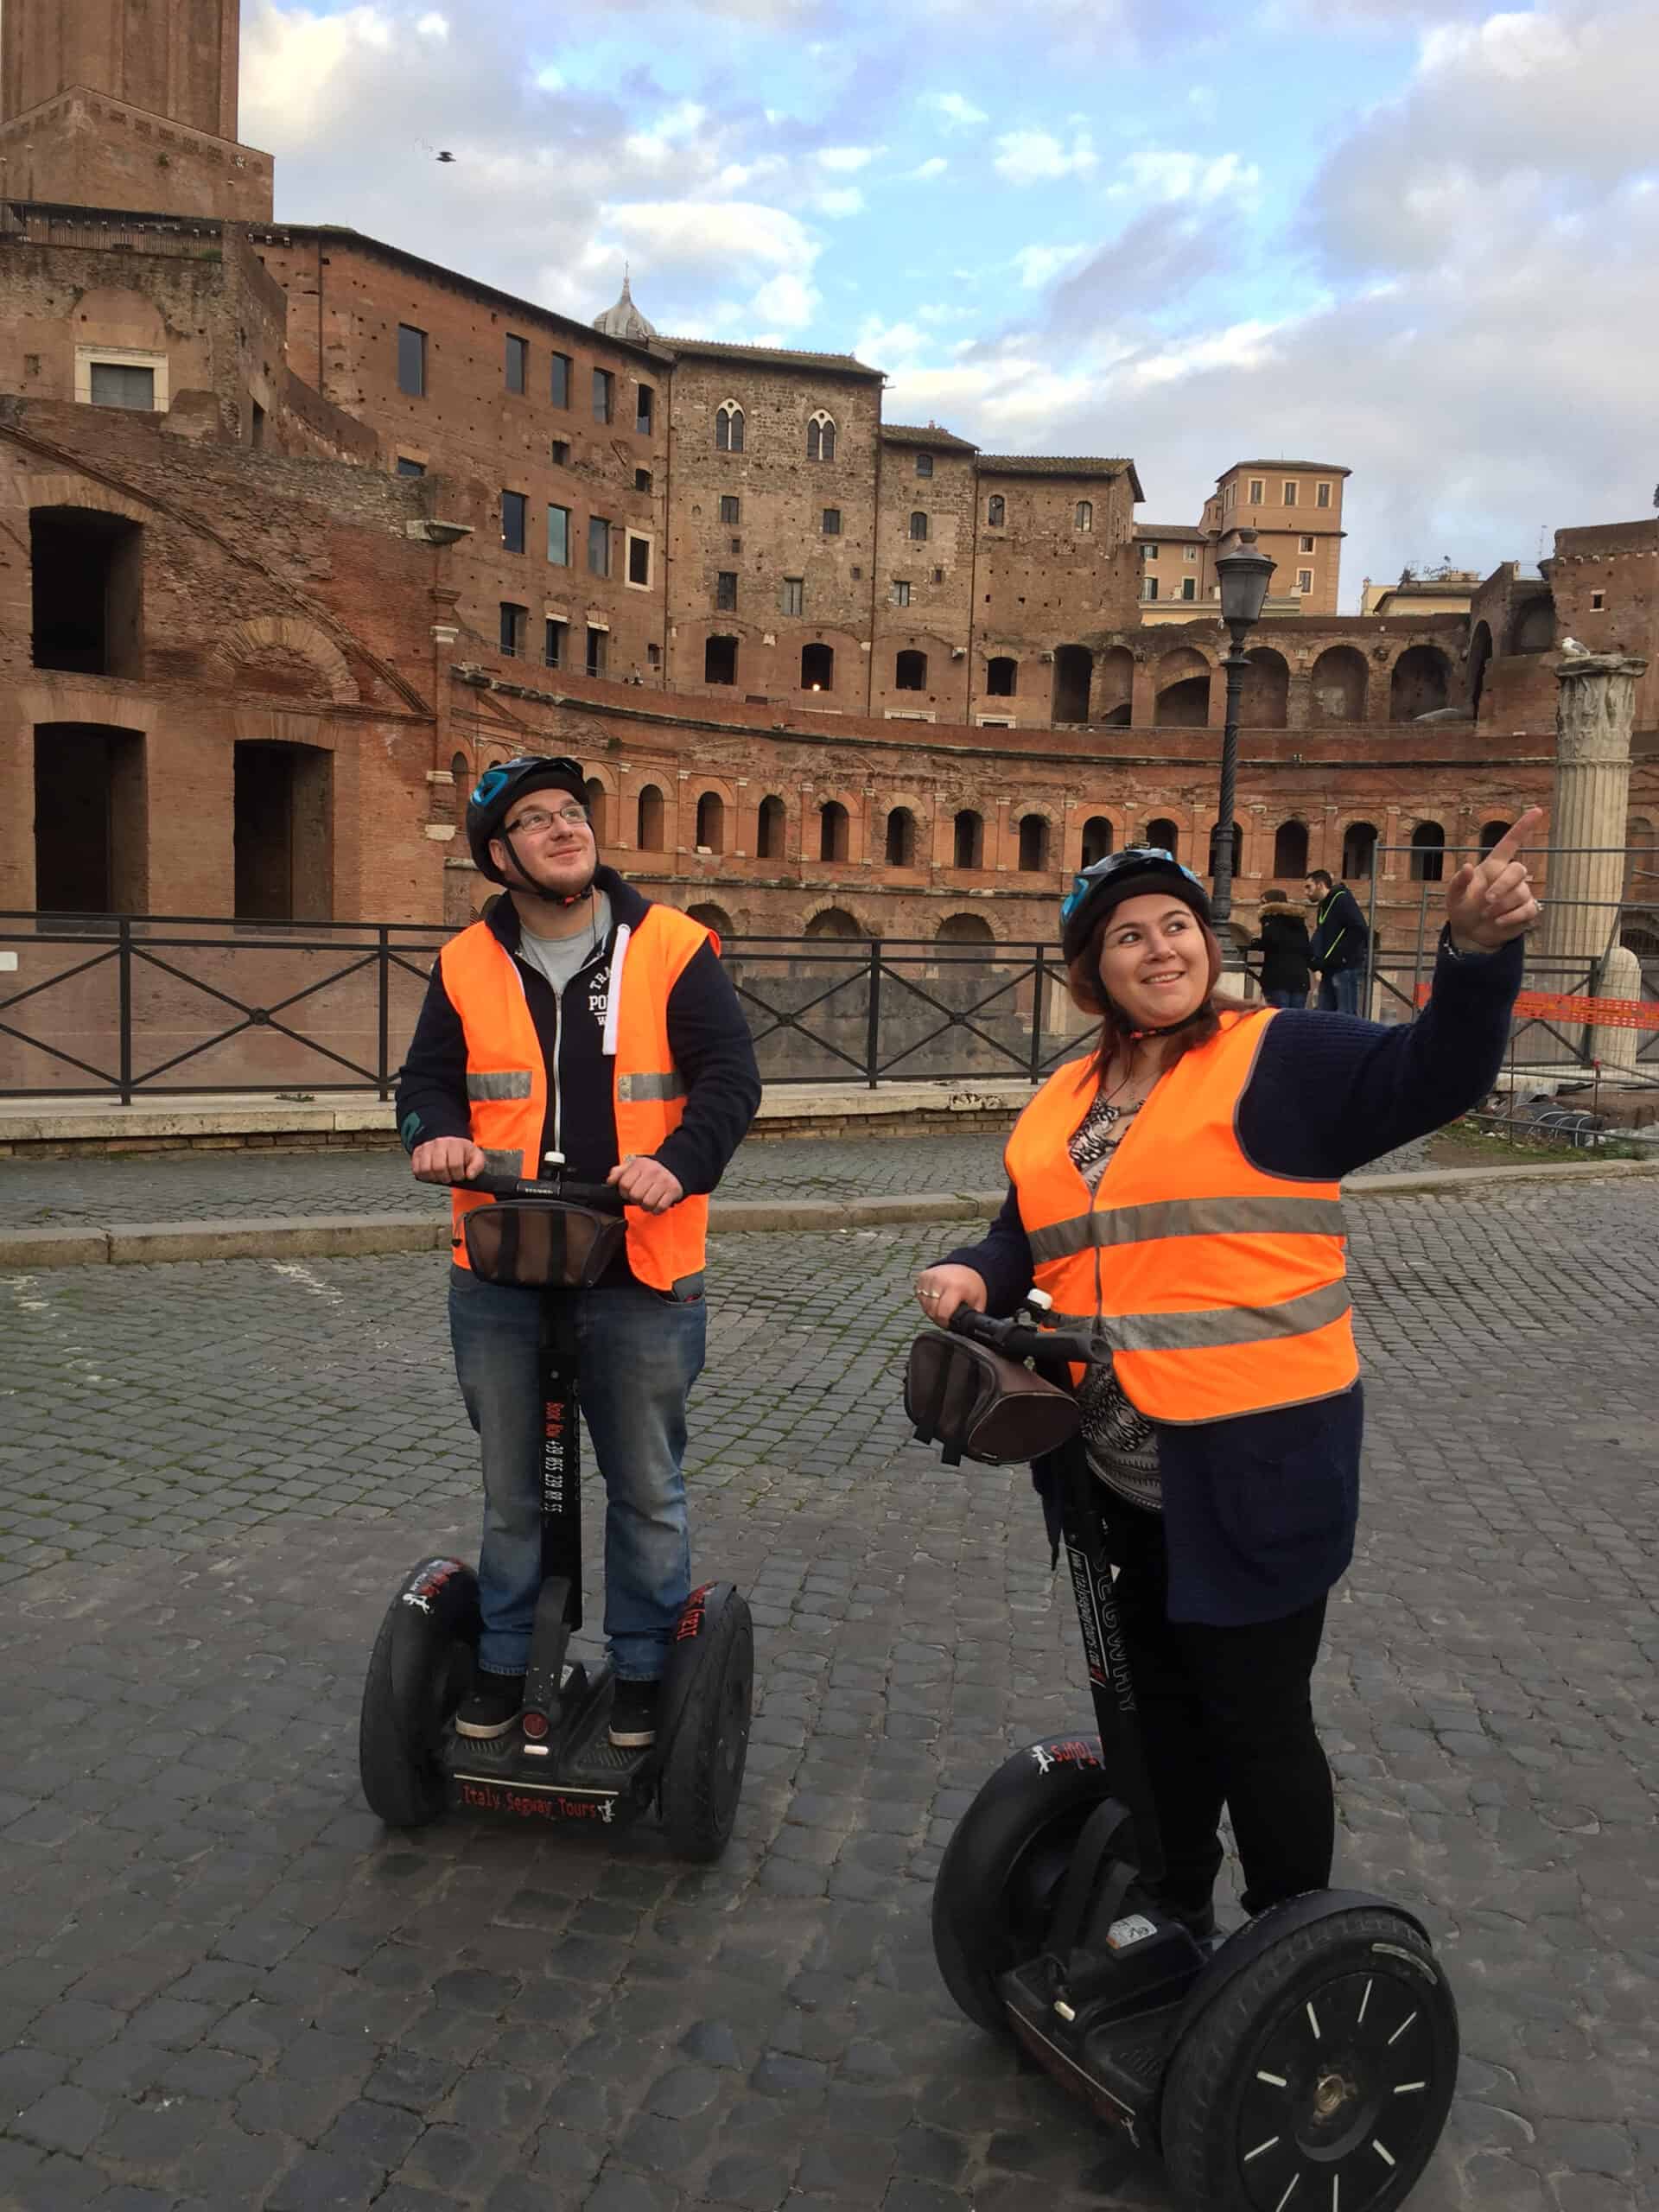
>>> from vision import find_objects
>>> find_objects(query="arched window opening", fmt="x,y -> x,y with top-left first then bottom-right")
1389,645 -> 1451,721
1075,500 -> 1093,533
1208,821 -> 1244,879
232,741 -> 332,921
909,511 -> 929,542
1342,822 -> 1378,880
1409,822 -> 1446,882
885,807 -> 918,867
715,400 -> 744,453
895,649 -> 927,692
756,794 -> 786,861
33,721 -> 148,915
987,494 -> 1005,526
1081,816 -> 1114,868
954,810 -> 983,869
1018,815 -> 1051,873
819,800 -> 849,863
704,633 -> 738,685
696,791 -> 725,854
637,784 -> 665,851
583,777 -> 607,842
1309,646 -> 1367,725
801,642 -> 835,691
938,912 -> 994,944
804,906 -> 861,939
806,410 -> 836,462
450,751 -> 469,823
986,656 -> 1017,697
31,507 -> 144,677
1478,819 -> 1512,857
1052,644 -> 1092,723
1272,820 -> 1309,879
1146,818 -> 1179,860
688,902 -> 733,940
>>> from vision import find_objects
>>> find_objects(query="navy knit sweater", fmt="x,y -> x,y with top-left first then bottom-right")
942,930 -> 1524,1625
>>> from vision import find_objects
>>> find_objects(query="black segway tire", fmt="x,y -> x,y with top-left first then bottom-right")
359,1558 -> 480,1830
1160,1906 -> 1459,2212
658,1587 -> 753,1863
931,1737 -> 1121,2036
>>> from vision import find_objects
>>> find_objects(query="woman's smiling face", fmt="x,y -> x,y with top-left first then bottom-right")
1095,893 -> 1211,1029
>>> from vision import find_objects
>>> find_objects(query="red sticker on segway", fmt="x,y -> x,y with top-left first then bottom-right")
675,1583 -> 714,1641
1029,1738 -> 1102,1776
401,1558 -> 464,1614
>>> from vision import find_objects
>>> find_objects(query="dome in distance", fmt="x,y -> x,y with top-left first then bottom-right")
593,271 -> 657,342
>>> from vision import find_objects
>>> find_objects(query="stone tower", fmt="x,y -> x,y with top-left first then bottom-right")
0,0 -> 271,221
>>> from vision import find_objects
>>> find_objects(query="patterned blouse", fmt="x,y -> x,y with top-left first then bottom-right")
1068,1086 -> 1163,1515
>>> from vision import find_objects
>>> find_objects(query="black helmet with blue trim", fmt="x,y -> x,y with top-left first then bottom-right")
465,754 -> 588,885
1059,845 -> 1211,968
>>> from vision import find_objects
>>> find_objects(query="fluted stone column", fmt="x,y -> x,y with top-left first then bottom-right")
1534,652 -> 1647,1066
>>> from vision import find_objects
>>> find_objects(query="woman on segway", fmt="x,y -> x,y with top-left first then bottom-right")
913,814 -> 1541,1940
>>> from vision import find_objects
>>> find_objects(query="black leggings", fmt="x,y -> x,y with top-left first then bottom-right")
1109,1508 -> 1335,1917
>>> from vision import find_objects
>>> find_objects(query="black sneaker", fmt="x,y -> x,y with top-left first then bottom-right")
1155,1895 -> 1218,1945
608,1677 -> 661,1748
454,1672 -> 525,1740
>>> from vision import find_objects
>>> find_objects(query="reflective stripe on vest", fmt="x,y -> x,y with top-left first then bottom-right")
1005,1011 -> 1357,1425
438,906 -> 713,1289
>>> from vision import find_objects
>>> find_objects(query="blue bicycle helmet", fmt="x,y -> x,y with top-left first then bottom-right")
465,754 -> 588,884
1059,846 -> 1211,967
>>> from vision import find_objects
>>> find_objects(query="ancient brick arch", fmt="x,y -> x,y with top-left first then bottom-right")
1389,644 -> 1453,721
1309,645 -> 1367,724
1154,646 -> 1213,728
25,472 -> 151,528
212,615 -> 359,704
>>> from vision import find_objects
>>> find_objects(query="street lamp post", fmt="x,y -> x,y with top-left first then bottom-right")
1211,527 -> 1276,941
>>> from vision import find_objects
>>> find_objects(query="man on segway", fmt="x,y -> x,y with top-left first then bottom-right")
395,754 -> 760,1749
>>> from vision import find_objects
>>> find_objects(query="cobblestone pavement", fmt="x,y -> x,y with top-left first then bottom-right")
3,1127 -> 1440,1230
0,1185 -> 1655,2210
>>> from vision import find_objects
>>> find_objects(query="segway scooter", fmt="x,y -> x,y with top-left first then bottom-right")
908,1303 -> 1459,2212
359,1165 -> 752,1860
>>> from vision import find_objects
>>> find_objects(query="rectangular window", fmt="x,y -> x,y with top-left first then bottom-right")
1297,569 -> 1313,594
593,368 -> 613,423
588,515 -> 611,576
587,626 -> 607,677
1591,590 -> 1605,610
397,324 -> 426,398
1181,577 -> 1196,601
89,362 -> 156,410
1282,480 -> 1298,506
1248,477 -> 1263,504
822,507 -> 841,535
716,571 -> 738,611
916,453 -> 934,477
635,385 -> 654,435
499,602 -> 527,656
395,455 -> 426,477
547,504 -> 570,566
720,495 -> 741,524
550,438 -> 570,465
892,580 -> 911,607
782,576 -> 804,615
932,567 -> 944,584
1141,542 -> 1159,561
627,533 -> 652,588
1183,544 -> 1198,562
1300,535 -> 1315,553
544,618 -> 567,668
550,353 -> 571,407
501,491 -> 527,555
505,334 -> 527,393
1142,576 -> 1159,601
635,467 -> 652,492
1316,481 -> 1332,509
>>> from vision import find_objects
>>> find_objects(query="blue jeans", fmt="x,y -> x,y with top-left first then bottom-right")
1317,968 -> 1365,1016
1267,988 -> 1306,1009
448,1267 -> 706,1681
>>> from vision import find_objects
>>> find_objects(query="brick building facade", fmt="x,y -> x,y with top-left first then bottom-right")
1,0 -> 1656,1013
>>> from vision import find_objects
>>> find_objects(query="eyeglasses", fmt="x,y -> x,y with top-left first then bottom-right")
502,804 -> 590,836
1059,846 -> 1202,925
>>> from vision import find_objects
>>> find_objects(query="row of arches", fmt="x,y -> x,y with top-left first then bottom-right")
1048,641 -> 1455,728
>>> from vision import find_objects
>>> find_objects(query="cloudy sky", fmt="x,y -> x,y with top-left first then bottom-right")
241,0 -> 1656,610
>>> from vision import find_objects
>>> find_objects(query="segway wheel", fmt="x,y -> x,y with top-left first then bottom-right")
658,1590 -> 753,1863
359,1559 -> 480,1830
931,1738 -> 1120,2036
1160,1907 -> 1459,2212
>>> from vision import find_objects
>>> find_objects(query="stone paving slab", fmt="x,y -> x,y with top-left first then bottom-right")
0,1190 -> 1656,2209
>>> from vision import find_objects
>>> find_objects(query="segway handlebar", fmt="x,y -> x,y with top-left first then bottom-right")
947,1306 -> 1095,1370
449,1173 -> 625,1213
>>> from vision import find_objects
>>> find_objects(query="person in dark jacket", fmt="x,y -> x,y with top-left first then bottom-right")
1247,886 -> 1312,1007
912,816 -> 1540,1936
396,755 -> 760,1748
1305,868 -> 1371,1014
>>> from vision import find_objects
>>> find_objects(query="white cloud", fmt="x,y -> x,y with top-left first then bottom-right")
814,186 -> 865,219
993,129 -> 1098,186
750,270 -> 819,329
817,145 -> 880,172
1116,149 -> 1262,207
906,156 -> 949,181
414,10 -> 447,36
624,101 -> 710,168
1012,241 -> 1091,289
925,92 -> 989,127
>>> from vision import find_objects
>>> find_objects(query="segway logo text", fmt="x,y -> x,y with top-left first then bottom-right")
1065,1541 -> 1107,1688
1030,1738 -> 1102,1777
676,1583 -> 713,1642
401,1558 -> 462,1616
459,1781 -> 615,1823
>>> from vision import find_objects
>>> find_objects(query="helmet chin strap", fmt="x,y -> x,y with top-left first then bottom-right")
1122,1001 -> 1211,1043
499,830 -> 596,908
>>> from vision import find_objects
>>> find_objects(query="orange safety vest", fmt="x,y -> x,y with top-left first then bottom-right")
1005,1010 -> 1357,1425
438,904 -> 711,1292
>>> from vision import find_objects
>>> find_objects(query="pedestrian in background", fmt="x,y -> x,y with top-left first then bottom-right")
1248,887 -> 1312,1008
1305,868 -> 1370,1014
